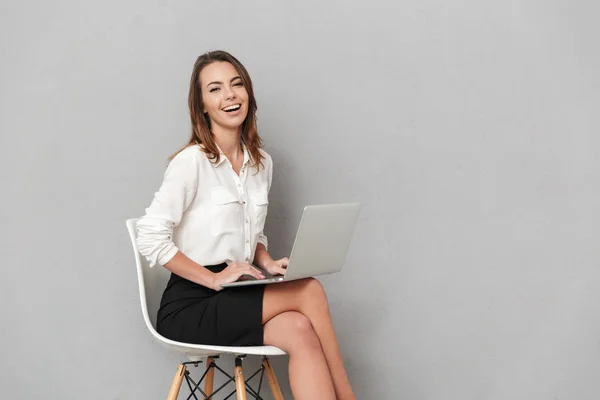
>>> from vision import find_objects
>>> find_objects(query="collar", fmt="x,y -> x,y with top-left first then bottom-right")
213,142 -> 250,167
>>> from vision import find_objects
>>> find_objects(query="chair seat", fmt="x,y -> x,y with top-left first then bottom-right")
150,328 -> 287,360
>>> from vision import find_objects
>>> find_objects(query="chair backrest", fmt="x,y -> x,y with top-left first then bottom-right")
125,218 -> 171,331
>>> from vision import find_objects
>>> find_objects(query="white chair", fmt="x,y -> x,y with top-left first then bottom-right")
125,218 -> 287,400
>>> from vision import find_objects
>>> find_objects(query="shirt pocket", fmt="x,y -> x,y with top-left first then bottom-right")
249,190 -> 269,232
210,187 -> 242,236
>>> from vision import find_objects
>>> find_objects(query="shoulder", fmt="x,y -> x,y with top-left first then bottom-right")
258,148 -> 272,166
170,144 -> 203,166
175,144 -> 203,159
164,145 -> 204,180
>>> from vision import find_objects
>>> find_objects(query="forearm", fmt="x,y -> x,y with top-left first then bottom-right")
163,251 -> 217,290
253,243 -> 274,269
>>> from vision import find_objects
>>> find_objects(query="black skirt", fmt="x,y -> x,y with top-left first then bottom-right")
156,263 -> 265,346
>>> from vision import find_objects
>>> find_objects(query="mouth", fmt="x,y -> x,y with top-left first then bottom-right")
222,104 -> 242,113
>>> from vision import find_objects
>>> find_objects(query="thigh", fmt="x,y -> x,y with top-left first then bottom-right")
262,278 -> 328,324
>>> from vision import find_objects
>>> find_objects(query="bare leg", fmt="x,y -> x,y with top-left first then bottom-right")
263,278 -> 356,400
263,311 -> 336,400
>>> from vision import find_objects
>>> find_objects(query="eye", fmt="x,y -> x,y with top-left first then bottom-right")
209,87 -> 220,93
234,81 -> 244,87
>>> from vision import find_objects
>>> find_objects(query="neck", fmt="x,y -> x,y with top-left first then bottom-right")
213,127 -> 242,156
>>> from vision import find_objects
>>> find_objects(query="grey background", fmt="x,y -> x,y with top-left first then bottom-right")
1,0 -> 599,399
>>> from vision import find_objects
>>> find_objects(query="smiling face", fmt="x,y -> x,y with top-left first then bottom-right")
199,61 -> 249,134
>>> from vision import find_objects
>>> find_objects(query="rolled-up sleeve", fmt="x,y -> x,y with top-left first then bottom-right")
136,151 -> 199,267
256,156 -> 272,249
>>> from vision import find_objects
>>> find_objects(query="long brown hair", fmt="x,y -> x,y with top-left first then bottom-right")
170,50 -> 264,170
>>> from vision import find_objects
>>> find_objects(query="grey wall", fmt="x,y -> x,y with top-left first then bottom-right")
2,0 -> 599,399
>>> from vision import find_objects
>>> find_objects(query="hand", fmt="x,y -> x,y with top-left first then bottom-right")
211,261 -> 265,291
263,257 -> 289,276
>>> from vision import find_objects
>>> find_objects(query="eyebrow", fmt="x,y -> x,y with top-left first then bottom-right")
206,76 -> 242,88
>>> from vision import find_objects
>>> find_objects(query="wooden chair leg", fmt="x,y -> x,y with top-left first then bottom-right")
262,357 -> 284,400
166,364 -> 186,400
204,357 -> 215,399
234,357 -> 248,400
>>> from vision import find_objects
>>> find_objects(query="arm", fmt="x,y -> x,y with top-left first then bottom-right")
255,154 -> 272,251
135,151 -> 218,287
135,152 -> 218,287
164,251 -> 218,289
136,151 -> 199,268
254,243 -> 288,276
252,155 -> 288,275
254,243 -> 274,270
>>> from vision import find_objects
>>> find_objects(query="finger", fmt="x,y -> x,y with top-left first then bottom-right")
218,270 -> 244,286
233,262 -> 252,271
249,264 -> 265,273
228,270 -> 256,283
238,262 -> 261,274
248,266 -> 265,279
272,266 -> 287,275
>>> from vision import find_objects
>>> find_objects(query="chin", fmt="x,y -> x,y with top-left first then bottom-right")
219,121 -> 245,131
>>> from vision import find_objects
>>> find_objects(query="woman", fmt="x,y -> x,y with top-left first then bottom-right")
136,50 -> 356,400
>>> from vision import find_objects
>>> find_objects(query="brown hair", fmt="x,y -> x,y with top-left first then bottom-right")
170,50 -> 264,170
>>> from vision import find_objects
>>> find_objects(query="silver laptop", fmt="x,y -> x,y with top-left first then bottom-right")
221,203 -> 361,288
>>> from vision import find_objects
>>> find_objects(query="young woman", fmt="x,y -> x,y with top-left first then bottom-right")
136,50 -> 356,400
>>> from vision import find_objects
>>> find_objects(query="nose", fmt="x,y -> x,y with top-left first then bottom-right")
225,85 -> 236,100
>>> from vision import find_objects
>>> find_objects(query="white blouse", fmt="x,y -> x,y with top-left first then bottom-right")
136,144 -> 272,268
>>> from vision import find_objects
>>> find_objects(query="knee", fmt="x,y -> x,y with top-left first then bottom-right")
299,277 -> 329,308
288,313 -> 321,351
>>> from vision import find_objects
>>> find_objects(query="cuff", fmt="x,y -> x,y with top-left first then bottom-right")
257,234 -> 268,250
154,244 -> 179,268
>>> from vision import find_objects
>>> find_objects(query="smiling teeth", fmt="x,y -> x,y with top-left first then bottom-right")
223,104 -> 241,111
